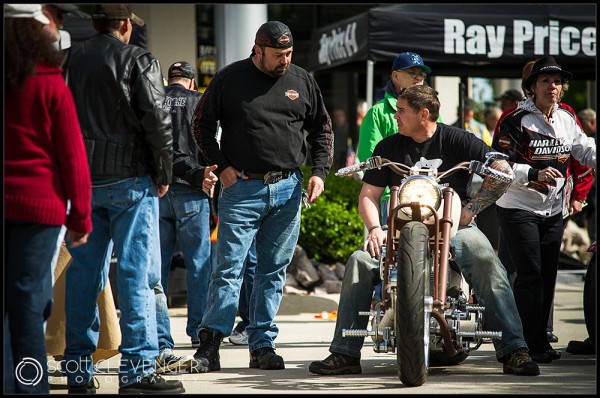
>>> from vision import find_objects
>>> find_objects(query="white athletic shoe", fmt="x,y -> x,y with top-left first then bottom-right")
228,329 -> 249,345
155,349 -> 196,374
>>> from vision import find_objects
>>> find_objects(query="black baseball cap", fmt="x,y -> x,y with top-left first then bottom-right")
168,61 -> 196,80
91,4 -> 144,26
254,21 -> 293,48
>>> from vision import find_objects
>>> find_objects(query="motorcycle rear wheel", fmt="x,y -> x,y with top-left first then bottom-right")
396,221 -> 430,387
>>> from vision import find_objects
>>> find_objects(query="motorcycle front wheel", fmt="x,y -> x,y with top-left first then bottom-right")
396,221 -> 430,387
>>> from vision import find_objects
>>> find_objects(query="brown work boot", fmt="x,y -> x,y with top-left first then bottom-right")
308,353 -> 361,375
502,348 -> 540,376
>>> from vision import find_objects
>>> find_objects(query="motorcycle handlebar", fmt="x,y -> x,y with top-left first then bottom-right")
335,156 -> 383,176
335,153 -> 514,184
468,161 -> 514,183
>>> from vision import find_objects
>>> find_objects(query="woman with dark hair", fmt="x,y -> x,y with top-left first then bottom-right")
4,4 -> 92,393
492,56 -> 595,364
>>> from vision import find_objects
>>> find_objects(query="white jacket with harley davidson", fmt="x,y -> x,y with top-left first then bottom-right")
493,98 -> 596,218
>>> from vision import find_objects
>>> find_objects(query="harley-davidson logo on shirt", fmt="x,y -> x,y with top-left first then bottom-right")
285,90 -> 299,100
528,138 -> 571,160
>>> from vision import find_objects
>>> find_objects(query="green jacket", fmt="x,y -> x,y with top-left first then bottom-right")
356,91 -> 399,201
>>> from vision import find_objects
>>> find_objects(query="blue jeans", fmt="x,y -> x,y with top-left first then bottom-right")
159,183 -> 211,342
154,282 -> 173,351
234,239 -> 257,333
5,221 -> 61,393
331,222 -> 527,361
64,176 -> 161,388
200,171 -> 302,351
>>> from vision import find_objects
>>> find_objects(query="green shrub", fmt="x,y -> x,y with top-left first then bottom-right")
299,166 -> 364,262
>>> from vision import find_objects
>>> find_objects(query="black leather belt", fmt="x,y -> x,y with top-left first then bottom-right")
243,170 -> 294,184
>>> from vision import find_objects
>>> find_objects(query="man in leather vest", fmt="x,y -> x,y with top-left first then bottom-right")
62,4 -> 183,394
155,61 -> 217,372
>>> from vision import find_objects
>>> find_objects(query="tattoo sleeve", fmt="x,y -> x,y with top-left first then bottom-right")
465,159 -> 514,215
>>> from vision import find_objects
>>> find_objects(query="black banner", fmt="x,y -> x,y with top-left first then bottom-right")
309,4 -> 596,79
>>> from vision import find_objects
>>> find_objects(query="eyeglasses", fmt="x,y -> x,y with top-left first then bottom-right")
401,70 -> 427,80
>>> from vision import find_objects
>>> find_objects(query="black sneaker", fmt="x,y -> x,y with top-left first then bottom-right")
68,378 -> 98,394
543,345 -> 562,360
249,347 -> 285,370
118,374 -> 185,394
566,338 -> 595,355
309,353 -> 362,375
502,348 -> 540,376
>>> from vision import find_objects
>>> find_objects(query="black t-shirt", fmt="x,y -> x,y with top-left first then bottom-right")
362,123 -> 490,200
194,58 -> 333,181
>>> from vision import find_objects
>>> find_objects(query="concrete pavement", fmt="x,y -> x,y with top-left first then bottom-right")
49,271 -> 596,394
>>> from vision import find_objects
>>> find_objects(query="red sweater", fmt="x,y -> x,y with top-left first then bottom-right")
4,63 -> 92,234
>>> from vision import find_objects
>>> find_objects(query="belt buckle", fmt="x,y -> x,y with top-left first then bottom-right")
263,171 -> 283,185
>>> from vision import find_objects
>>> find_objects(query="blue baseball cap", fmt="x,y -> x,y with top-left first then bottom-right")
392,52 -> 431,74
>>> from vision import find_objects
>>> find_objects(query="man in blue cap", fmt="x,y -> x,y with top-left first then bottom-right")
357,52 -> 432,225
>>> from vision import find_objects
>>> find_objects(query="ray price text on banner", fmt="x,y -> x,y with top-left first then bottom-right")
445,19 -> 596,58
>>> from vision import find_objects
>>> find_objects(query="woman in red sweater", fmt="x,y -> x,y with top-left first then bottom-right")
4,4 -> 92,393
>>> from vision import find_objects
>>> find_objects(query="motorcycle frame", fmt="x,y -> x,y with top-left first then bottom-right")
382,168 -> 463,358
338,153 -> 510,384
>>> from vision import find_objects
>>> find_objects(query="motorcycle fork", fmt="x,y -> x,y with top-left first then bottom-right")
384,186 -> 459,357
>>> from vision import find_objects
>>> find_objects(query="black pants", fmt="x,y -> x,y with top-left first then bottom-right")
497,207 -> 564,354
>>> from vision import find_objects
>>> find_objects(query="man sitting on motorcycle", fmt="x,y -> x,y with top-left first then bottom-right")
309,85 -> 540,377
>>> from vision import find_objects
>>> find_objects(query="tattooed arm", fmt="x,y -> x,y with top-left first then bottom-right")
460,159 -> 514,226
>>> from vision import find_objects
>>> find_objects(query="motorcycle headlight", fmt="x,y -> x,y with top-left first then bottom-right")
398,176 -> 441,218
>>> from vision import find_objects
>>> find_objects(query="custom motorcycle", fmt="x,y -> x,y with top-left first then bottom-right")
335,152 -> 513,387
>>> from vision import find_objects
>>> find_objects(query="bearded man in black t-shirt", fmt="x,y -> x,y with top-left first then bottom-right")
191,21 -> 334,373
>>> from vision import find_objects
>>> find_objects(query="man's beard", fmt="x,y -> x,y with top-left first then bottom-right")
259,57 -> 288,78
